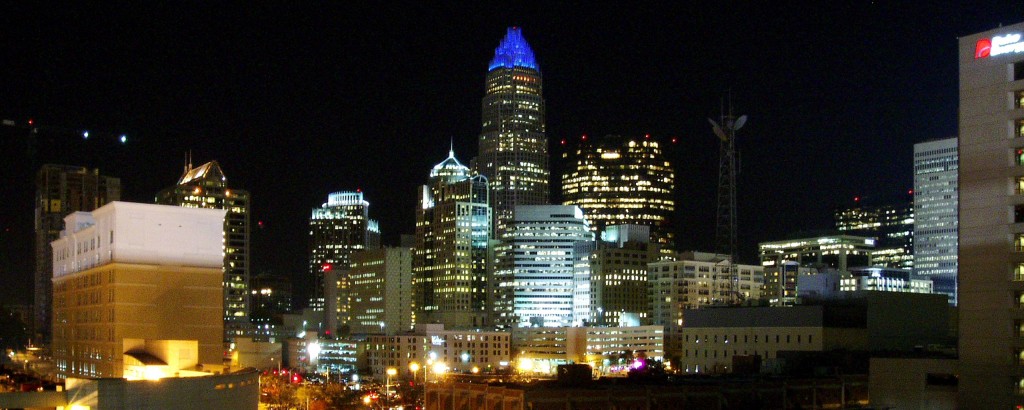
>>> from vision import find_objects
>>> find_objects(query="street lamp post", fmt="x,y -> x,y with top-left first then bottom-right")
385,368 -> 397,409
409,362 -> 421,407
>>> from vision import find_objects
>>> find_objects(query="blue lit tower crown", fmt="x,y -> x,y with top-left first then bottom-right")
476,27 -> 548,239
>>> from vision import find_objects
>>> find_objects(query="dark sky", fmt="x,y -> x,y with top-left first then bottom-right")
2,2 -> 1023,306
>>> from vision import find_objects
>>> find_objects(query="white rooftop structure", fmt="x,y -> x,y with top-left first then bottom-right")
51,201 -> 226,278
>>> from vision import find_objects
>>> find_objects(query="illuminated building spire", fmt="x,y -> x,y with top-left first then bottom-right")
477,27 -> 548,239
488,27 -> 539,71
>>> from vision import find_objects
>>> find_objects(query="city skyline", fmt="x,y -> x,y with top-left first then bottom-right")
2,3 -> 1022,305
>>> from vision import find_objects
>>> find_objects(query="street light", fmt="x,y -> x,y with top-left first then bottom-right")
409,362 -> 421,379
432,362 -> 447,378
409,362 -> 421,408
385,368 -> 397,409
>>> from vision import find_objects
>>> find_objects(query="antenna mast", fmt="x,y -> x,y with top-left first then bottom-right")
708,95 -> 747,303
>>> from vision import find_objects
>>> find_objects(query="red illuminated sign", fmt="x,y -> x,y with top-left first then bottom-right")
975,38 -> 992,59
975,33 -> 1024,59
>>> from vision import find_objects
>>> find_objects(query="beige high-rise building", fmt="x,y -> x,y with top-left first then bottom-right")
51,202 -> 225,379
349,247 -> 413,335
958,21 -> 1024,407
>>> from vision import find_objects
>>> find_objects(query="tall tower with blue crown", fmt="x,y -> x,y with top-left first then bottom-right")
475,27 -> 548,240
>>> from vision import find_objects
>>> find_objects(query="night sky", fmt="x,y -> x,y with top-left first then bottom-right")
2,3 -> 1023,306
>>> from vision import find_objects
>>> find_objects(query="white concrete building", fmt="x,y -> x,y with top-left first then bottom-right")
500,205 -> 594,328
912,137 -> 958,304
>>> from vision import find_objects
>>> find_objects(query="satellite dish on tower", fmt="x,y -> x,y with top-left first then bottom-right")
733,115 -> 748,131
708,118 -> 728,142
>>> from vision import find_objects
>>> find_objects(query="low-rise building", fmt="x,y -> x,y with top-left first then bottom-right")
679,291 -> 948,374
648,252 -> 763,357
365,324 -> 511,379
842,266 -> 933,294
512,325 -> 663,376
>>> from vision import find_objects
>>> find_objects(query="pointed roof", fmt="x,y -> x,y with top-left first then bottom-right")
488,27 -> 539,71
177,160 -> 226,185
429,147 -> 470,184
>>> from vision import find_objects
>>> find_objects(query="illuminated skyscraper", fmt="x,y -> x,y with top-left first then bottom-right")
495,205 -> 593,328
415,148 -> 492,328
475,27 -> 548,238
913,137 -> 958,305
834,195 -> 914,270
308,191 -> 381,333
34,164 -> 120,341
156,160 -> 250,341
561,135 -> 676,252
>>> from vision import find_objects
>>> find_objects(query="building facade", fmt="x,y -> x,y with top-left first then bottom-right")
249,272 -> 292,324
957,22 -> 1024,407
475,27 -> 549,238
763,262 -> 821,306
648,252 -> 763,357
365,324 -> 511,378
561,135 -> 676,253
679,292 -> 948,374
308,191 -> 381,332
589,228 -> 660,326
496,205 -> 593,329
155,160 -> 250,341
348,247 -> 414,335
834,196 -> 914,270
758,235 -> 874,274
512,325 -> 664,376
913,137 -> 959,304
51,202 -> 225,379
415,149 -> 493,329
34,164 -> 120,341
841,267 -> 934,294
